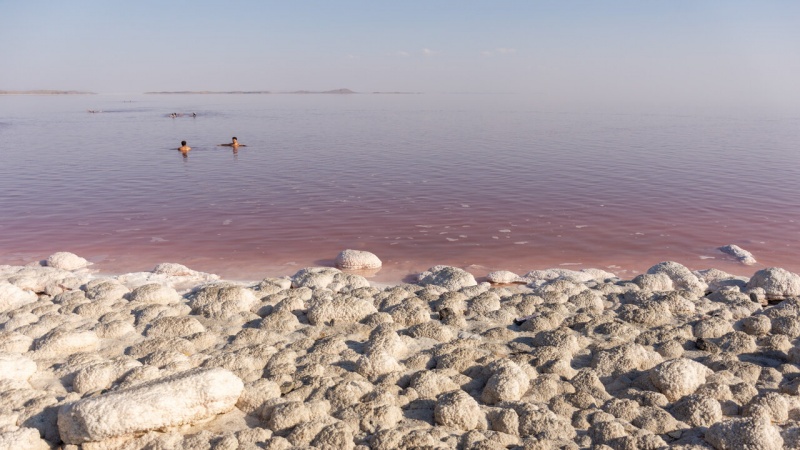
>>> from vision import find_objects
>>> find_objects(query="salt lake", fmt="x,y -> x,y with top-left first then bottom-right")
1,93 -> 798,282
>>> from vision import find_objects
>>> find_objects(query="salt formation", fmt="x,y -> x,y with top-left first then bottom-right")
335,249 -> 382,270
45,252 -> 91,271
417,265 -> 477,290
486,270 -> 523,284
1,257 -> 800,449
0,282 -> 37,313
746,267 -> 800,300
57,368 -> 243,444
719,244 -> 757,265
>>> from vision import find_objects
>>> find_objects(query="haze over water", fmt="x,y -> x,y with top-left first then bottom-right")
1,93 -> 799,282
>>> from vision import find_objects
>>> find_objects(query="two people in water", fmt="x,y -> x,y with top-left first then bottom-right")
176,137 -> 245,153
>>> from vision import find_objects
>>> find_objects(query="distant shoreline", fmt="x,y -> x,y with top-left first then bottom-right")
0,90 -> 96,95
0,89 -> 422,95
143,89 -> 421,95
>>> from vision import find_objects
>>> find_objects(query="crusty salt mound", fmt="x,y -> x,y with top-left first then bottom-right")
486,270 -> 524,284
335,249 -> 382,270
45,252 -> 91,271
2,259 -> 800,449
418,265 -> 477,290
57,368 -> 243,444
719,244 -> 757,265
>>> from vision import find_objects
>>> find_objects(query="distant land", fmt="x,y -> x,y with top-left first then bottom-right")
0,90 -> 96,95
144,88 -> 420,95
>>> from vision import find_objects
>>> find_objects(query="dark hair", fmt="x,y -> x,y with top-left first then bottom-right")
181,141 -> 187,146
232,137 -> 237,140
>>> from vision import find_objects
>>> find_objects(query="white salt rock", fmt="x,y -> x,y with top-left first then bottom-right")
516,403 -> 576,441
268,400 -> 329,432
0,332 -> 33,353
486,270 -> 523,284
646,261 -> 707,295
151,262 -> 202,277
356,351 -> 403,379
34,329 -> 100,358
649,358 -> 713,402
0,427 -> 50,450
522,268 -> 615,284
434,390 -> 484,431
417,265 -> 477,291
84,279 -> 129,301
145,316 -> 206,338
57,367 -> 243,444
592,343 -> 663,378
364,324 -> 407,357
694,316 -> 734,339
632,273 -> 674,292
745,267 -> 800,300
481,359 -> 530,405
6,266 -> 87,296
384,297 -> 429,326
94,320 -> 136,339
46,252 -> 91,271
696,268 -> 749,293
126,283 -> 182,305
705,416 -> 783,450
311,421 -> 355,450
306,293 -> 377,325
188,284 -> 258,319
0,414 -> 18,433
291,267 -> 370,292
335,249 -> 382,270
236,379 -> 282,415
0,353 -> 37,383
0,281 -> 37,313
286,419 -> 334,447
469,291 -> 501,316
409,370 -> 460,400
719,244 -> 757,265
73,358 -> 143,395
671,394 -> 722,428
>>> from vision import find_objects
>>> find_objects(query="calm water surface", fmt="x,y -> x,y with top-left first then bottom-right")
1,94 -> 799,282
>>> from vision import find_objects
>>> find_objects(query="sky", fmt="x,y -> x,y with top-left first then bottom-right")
1,0 -> 799,109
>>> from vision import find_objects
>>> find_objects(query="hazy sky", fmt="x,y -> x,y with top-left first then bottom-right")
2,1 -> 799,108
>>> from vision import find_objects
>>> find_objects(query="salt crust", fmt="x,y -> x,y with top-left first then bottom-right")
2,259 -> 800,448
335,249 -> 382,270
719,244 -> 758,265
57,367 -> 243,444
45,252 -> 91,271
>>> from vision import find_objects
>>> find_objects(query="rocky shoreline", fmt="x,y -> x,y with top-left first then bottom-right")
1,252 -> 799,449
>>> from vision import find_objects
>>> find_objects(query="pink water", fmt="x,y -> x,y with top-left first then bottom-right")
1,94 -> 799,282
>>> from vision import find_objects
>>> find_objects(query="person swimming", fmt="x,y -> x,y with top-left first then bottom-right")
178,140 -> 191,152
219,137 -> 246,148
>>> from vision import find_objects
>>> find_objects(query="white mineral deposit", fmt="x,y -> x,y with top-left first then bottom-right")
0,252 -> 799,449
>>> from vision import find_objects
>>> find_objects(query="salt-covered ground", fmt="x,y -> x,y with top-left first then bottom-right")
1,252 -> 799,450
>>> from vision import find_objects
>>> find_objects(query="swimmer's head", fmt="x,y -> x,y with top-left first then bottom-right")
232,137 -> 237,141
181,141 -> 187,146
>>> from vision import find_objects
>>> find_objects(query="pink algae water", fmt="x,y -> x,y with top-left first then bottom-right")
1,94 -> 799,283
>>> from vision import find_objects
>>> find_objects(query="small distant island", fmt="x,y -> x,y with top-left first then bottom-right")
144,90 -> 274,95
0,90 -> 96,95
144,88 -> 419,95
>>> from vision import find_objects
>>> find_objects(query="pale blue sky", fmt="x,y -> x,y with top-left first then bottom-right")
1,1 -> 799,108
